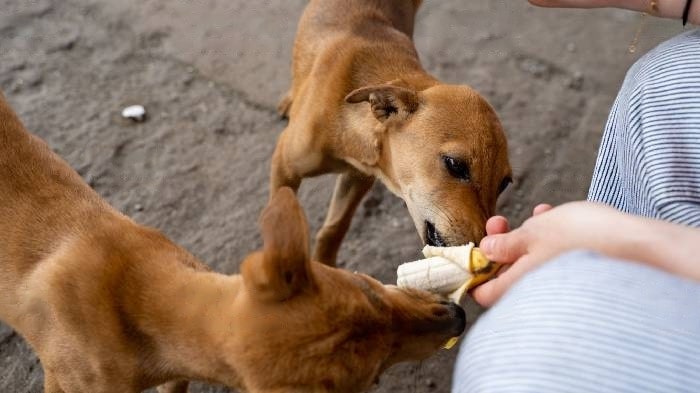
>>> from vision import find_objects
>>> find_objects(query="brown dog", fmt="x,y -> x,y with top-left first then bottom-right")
272,0 -> 513,266
0,92 -> 465,392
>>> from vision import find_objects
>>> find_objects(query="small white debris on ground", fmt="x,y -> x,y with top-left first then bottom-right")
121,105 -> 146,122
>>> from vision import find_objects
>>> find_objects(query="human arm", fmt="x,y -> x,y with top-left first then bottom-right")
472,201 -> 700,306
528,0 -> 700,25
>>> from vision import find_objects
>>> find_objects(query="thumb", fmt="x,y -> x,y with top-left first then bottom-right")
479,229 -> 528,263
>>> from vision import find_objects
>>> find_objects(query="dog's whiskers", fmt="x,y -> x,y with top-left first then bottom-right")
424,204 -> 460,234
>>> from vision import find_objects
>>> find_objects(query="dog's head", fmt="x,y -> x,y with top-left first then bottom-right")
346,83 -> 512,246
235,188 -> 465,392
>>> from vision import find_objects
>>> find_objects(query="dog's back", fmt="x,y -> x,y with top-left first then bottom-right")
298,0 -> 422,39
0,95 -> 112,244
0,95 -> 104,321
286,0 -> 427,115
0,93 -> 209,390
0,93 -> 129,336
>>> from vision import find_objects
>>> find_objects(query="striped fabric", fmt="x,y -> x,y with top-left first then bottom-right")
453,252 -> 700,393
588,29 -> 700,226
453,30 -> 700,392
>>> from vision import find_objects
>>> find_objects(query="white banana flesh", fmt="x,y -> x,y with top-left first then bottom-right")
397,243 -> 475,302
397,243 -> 497,303
396,243 -> 500,349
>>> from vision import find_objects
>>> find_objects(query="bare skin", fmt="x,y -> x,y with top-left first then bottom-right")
470,0 -> 700,307
473,202 -> 700,306
529,0 -> 699,24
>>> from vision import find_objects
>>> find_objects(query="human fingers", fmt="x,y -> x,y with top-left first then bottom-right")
533,203 -> 553,216
479,229 -> 529,263
485,215 -> 510,236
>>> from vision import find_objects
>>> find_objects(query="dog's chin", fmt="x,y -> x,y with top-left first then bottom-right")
424,221 -> 447,247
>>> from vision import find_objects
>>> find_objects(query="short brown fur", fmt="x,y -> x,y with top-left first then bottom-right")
272,0 -> 512,265
0,92 -> 465,392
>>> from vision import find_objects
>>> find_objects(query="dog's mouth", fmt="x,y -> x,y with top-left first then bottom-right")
425,221 -> 447,247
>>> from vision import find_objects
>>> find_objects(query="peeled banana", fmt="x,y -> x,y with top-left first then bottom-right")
396,243 -> 501,349
397,243 -> 499,303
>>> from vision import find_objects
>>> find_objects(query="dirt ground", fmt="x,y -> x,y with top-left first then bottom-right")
0,0 -> 682,392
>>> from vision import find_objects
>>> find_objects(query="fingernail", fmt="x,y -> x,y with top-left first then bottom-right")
480,237 -> 494,255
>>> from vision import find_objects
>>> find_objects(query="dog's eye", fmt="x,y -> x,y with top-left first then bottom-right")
498,176 -> 513,194
442,156 -> 470,181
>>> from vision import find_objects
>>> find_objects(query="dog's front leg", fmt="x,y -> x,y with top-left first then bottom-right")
313,172 -> 374,266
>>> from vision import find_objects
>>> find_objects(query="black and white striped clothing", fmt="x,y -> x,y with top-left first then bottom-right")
589,29 -> 700,226
453,29 -> 700,392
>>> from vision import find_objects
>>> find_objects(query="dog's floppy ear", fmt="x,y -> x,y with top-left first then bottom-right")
345,84 -> 419,122
241,187 -> 314,302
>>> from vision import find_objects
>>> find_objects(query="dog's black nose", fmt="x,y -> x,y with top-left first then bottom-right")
448,302 -> 467,336
425,221 -> 447,247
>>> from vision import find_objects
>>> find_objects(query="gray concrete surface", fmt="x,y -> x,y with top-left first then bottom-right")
0,0 -> 682,391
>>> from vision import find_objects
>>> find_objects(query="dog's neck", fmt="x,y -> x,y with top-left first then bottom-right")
134,248 -> 245,388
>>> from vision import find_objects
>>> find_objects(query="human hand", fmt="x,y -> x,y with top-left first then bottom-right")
472,201 -> 628,307
528,0 -> 698,24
